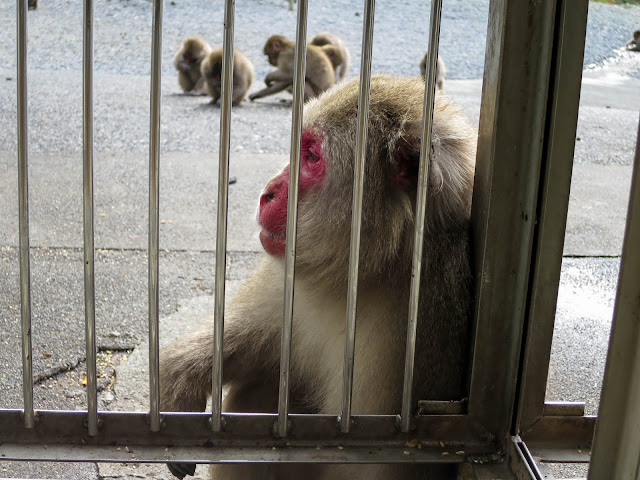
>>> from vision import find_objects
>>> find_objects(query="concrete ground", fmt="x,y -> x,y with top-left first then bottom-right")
1,2 -> 639,479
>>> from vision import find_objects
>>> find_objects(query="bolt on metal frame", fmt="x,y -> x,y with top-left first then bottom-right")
3,0 -> 639,477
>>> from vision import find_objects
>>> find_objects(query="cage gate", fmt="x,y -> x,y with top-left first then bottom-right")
1,0 -> 639,478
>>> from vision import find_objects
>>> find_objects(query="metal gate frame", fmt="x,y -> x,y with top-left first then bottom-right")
1,0 -> 639,477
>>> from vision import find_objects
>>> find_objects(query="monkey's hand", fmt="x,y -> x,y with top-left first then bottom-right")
265,70 -> 293,87
167,462 -> 196,479
249,81 -> 293,101
160,342 -> 208,479
176,62 -> 192,72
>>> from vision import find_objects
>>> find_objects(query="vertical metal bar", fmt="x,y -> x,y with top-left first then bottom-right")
16,0 -> 34,430
276,0 -> 308,439
82,0 -> 98,437
211,0 -> 235,433
588,114 -> 640,480
468,0 -> 556,439
399,0 -> 442,434
515,0 -> 589,434
147,0 -> 163,433
339,0 -> 375,434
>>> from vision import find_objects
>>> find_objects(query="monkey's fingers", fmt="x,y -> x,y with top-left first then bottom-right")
250,82 -> 292,101
167,462 -> 196,479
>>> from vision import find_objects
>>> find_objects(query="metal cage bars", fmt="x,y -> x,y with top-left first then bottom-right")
277,0 -> 309,439
82,0 -> 99,437
16,0 -> 34,431
340,0 -> 375,435
399,0 -> 442,435
211,0 -> 236,435
9,0 -> 462,452
147,0 -> 163,434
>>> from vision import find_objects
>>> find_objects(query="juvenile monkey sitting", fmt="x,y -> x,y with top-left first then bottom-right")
200,48 -> 254,106
173,36 -> 212,95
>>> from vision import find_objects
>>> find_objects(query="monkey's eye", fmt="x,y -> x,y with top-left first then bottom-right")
307,151 -> 319,163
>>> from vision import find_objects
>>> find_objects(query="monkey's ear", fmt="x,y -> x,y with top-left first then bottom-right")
273,39 -> 282,51
393,130 -> 423,189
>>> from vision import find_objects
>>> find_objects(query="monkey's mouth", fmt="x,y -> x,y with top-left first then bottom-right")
259,229 -> 286,257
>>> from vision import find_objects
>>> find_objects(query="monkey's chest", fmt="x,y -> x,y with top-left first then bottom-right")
289,295 -> 406,415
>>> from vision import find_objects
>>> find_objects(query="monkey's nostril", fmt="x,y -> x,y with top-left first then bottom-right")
264,192 -> 275,202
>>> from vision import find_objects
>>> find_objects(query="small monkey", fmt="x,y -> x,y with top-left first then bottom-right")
310,32 -> 351,82
626,30 -> 640,52
161,75 -> 476,479
200,48 -> 254,106
420,53 -> 447,90
263,34 -> 284,67
321,45 -> 345,79
173,36 -> 213,95
249,35 -> 335,103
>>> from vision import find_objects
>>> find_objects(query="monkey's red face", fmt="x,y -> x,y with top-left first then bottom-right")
258,130 -> 326,257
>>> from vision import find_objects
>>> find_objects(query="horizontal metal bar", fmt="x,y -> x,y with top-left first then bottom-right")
0,442 -> 487,465
528,447 -> 591,463
0,410 -> 492,450
418,401 -> 467,415
542,402 -> 585,417
521,415 -> 595,449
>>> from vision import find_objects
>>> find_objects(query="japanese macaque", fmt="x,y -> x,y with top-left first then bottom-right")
249,35 -> 335,102
319,45 -> 345,81
160,75 -> 476,480
263,34 -> 285,67
420,53 -> 447,90
310,32 -> 351,82
173,36 -> 213,95
200,48 -> 254,106
626,30 -> 640,52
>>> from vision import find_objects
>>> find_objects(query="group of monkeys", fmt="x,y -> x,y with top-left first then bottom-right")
173,32 -> 447,106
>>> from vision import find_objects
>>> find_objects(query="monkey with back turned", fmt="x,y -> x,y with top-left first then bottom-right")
160,74 -> 477,479
309,32 -> 351,83
200,48 -> 254,106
